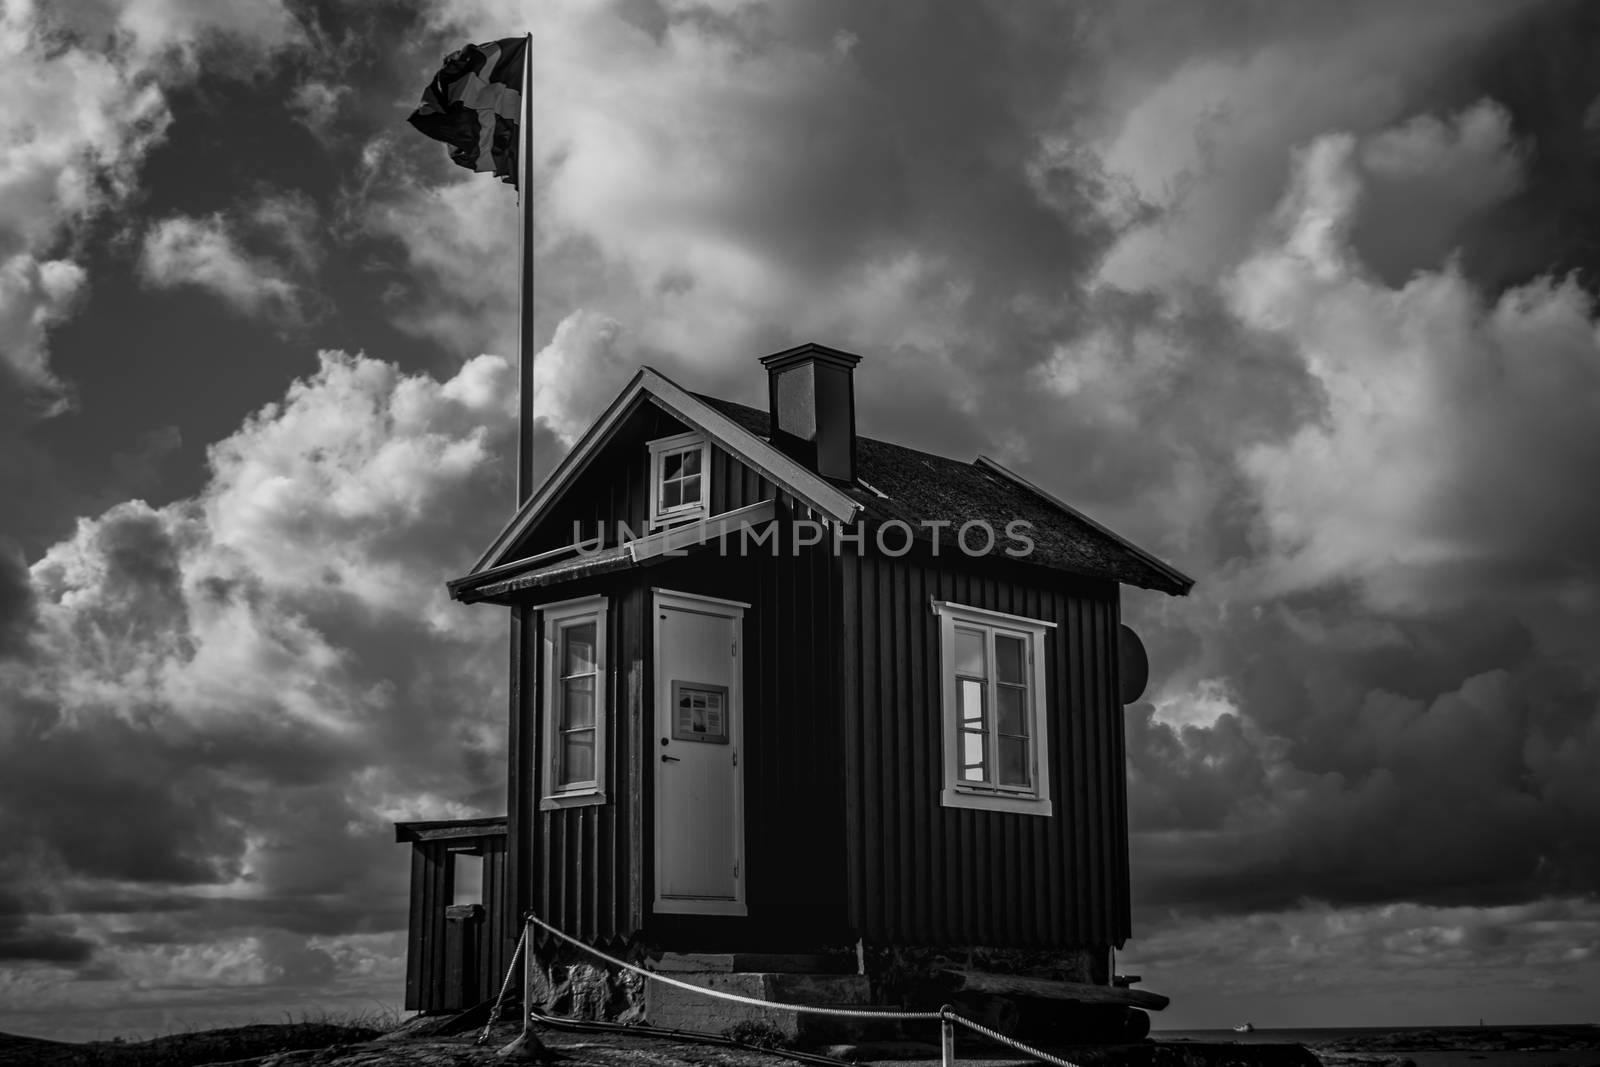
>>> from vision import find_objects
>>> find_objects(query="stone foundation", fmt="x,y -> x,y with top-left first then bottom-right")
525,939 -> 648,1024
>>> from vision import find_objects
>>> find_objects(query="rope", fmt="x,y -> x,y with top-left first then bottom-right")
942,1007 -> 1084,1067
524,912 -> 939,1020
477,921 -> 529,1045
522,912 -> 1090,1066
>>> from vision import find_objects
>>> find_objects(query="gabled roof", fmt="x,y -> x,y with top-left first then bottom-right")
457,365 -> 1192,598
465,367 -> 861,577
698,396 -> 1194,596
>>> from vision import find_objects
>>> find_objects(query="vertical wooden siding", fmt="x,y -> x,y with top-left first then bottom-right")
402,834 -> 510,1012
525,410 -> 795,948
840,552 -> 1130,948
534,582 -> 645,946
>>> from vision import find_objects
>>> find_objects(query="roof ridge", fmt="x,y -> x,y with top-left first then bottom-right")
695,391 -> 982,471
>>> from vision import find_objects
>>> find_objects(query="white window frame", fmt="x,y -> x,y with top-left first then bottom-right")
647,432 -> 711,529
540,595 -> 608,810
932,599 -> 1055,816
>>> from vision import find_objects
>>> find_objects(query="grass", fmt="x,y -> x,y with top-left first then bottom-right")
0,1008 -> 401,1067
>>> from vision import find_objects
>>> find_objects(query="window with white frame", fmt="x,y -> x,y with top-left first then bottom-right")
541,596 -> 608,808
933,600 -> 1055,816
648,432 -> 710,527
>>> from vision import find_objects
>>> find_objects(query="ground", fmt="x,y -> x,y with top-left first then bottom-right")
0,1017 -> 1321,1067
12,1017 -> 1594,1067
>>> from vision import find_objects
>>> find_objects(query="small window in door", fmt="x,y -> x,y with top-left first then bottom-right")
671,681 -> 729,743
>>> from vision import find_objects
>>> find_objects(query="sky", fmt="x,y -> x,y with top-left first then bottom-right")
1,0 -> 1599,1041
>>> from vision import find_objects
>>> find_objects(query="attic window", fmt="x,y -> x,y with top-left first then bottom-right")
648,432 -> 710,528
932,600 -> 1055,817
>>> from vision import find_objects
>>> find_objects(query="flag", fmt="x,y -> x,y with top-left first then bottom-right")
408,36 -> 528,186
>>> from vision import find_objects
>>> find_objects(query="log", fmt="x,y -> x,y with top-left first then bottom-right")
941,969 -> 1170,1011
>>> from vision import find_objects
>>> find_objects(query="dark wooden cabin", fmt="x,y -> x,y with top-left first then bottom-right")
399,343 -> 1191,1023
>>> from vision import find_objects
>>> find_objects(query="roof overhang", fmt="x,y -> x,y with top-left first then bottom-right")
461,367 -> 859,581
393,816 -> 507,844
451,499 -> 778,604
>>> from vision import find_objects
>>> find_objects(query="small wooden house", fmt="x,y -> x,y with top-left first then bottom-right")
399,343 -> 1191,1032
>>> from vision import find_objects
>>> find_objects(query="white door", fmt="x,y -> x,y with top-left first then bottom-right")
653,590 -> 746,916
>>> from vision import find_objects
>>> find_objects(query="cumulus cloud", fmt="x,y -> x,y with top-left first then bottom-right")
1112,101 -> 1600,969
0,351 -> 516,1024
1352,100 -> 1528,282
0,0 -> 305,403
139,193 -> 324,326
1230,125 -> 1600,622
0,256 -> 86,410
368,1 -> 1125,445
1093,1 -> 1523,293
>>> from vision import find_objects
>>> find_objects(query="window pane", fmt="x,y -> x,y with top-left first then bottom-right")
680,473 -> 701,504
961,730 -> 986,781
996,684 -> 1027,736
955,628 -> 985,676
563,623 -> 596,674
959,678 -> 984,727
998,737 -> 1030,787
662,480 -> 683,508
995,634 -> 1026,685
561,730 -> 595,784
563,677 -> 594,728
662,452 -> 683,480
681,447 -> 702,475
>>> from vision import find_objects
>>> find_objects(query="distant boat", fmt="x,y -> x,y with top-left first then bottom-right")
1233,1023 -> 1255,1033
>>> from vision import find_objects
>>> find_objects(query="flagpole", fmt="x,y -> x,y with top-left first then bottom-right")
516,30 -> 535,507
505,31 -> 542,1062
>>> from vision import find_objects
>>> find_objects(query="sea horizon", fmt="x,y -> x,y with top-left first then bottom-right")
1153,1022 -> 1600,1045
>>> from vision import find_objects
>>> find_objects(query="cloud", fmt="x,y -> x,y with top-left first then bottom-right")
139,193 -> 324,326
0,350 -> 517,1019
0,256 -> 86,411
1351,100 -> 1527,282
0,0 -> 305,404
1229,123 -> 1600,623
1092,1 -> 1523,293
288,80 -> 352,142
1119,897 -> 1600,1028
367,1 -> 1127,440
1104,100 -> 1600,957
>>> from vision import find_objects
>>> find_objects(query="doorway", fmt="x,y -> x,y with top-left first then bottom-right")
652,589 -> 746,916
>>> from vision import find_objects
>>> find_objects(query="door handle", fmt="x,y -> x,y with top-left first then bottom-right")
661,754 -> 681,762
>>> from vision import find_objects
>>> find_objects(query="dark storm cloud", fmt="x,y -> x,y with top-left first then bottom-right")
1404,0 -> 1600,293
0,541 -> 35,660
0,889 -> 93,966
0,351 -> 517,1015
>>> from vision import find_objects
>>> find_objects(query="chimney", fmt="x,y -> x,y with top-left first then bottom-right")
758,343 -> 861,484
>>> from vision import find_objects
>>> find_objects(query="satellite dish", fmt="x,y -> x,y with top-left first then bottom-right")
1118,624 -> 1149,705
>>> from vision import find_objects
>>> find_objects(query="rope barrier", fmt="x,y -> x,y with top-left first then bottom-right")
520,913 -> 1087,1067
524,912 -> 939,1021
477,921 -> 528,1046
942,1007 -> 1085,1067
